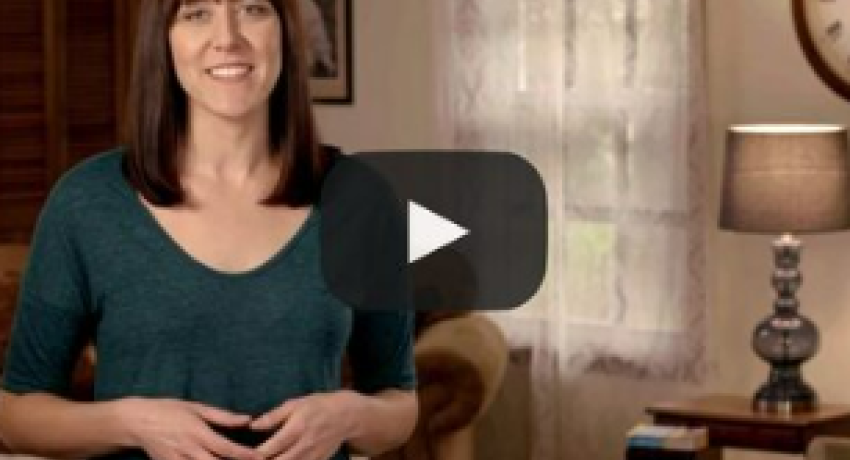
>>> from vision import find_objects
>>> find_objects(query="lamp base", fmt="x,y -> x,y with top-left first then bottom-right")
749,234 -> 820,415
753,376 -> 818,414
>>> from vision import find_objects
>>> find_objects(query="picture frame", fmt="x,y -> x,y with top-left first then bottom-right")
304,0 -> 353,104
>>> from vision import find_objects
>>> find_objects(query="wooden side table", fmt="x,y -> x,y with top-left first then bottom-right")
637,394 -> 850,458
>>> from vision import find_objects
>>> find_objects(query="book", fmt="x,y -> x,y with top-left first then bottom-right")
627,424 -> 708,451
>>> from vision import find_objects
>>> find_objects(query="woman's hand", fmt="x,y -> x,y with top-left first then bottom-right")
249,391 -> 362,460
117,397 -> 261,460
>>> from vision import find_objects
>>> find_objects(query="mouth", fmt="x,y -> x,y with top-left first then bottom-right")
206,64 -> 255,80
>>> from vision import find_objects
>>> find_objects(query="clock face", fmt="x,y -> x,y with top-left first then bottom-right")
793,0 -> 850,101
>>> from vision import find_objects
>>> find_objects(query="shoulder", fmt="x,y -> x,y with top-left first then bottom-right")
43,148 -> 127,217
57,148 -> 124,191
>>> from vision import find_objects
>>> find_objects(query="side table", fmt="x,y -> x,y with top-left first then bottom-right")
633,394 -> 850,459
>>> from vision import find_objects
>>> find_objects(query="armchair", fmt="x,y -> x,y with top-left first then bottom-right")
374,313 -> 508,460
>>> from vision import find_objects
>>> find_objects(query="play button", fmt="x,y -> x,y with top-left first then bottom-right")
319,150 -> 547,311
408,201 -> 469,263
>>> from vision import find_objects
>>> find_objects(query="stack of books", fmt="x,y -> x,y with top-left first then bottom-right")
627,424 -> 708,451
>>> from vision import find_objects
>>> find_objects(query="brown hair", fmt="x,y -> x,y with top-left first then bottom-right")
123,0 -> 329,206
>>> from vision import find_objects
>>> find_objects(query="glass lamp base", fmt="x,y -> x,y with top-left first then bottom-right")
753,379 -> 818,414
750,234 -> 820,415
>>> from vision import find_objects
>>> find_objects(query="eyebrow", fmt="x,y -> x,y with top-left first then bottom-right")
179,0 -> 250,6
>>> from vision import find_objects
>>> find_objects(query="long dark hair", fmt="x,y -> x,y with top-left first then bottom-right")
123,0 -> 329,206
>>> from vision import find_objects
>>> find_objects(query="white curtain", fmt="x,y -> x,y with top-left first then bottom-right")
435,1 -> 708,458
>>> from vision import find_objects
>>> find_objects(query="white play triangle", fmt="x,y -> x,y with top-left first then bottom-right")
408,201 -> 469,263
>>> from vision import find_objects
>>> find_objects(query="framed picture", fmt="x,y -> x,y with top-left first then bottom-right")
303,0 -> 353,104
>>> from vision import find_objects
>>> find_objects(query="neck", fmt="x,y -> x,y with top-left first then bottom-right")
181,105 -> 274,186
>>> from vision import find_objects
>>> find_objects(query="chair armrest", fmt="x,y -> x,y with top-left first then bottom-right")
413,314 -> 508,434
808,436 -> 850,460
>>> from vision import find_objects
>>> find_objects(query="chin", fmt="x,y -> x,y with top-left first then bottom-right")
201,101 -> 265,122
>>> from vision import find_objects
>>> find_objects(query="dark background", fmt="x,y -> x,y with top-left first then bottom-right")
0,0 -> 140,243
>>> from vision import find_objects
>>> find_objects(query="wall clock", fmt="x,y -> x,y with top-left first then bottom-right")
793,0 -> 850,102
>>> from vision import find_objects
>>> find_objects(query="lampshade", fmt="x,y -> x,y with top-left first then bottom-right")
720,124 -> 850,234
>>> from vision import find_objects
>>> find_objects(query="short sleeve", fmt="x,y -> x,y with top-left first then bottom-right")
2,185 -> 91,396
347,310 -> 417,394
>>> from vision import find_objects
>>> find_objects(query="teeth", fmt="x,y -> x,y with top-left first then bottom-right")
208,65 -> 252,78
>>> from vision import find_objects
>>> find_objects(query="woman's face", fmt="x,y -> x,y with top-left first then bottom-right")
169,0 -> 283,121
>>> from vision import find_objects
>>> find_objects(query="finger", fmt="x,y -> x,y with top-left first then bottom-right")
250,400 -> 296,431
152,448 -> 187,460
199,430 -> 261,460
183,445 -> 218,460
256,421 -> 300,459
190,403 -> 252,428
276,443 -> 317,460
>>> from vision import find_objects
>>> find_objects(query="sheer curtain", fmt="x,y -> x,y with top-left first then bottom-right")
435,0 -> 708,458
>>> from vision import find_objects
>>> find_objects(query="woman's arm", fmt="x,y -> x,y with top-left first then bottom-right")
0,391 -> 261,460
0,390 -> 134,459
338,389 -> 418,456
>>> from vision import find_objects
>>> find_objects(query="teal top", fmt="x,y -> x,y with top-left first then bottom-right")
1,149 -> 416,460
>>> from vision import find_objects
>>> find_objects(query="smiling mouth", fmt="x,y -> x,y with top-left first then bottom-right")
206,64 -> 254,80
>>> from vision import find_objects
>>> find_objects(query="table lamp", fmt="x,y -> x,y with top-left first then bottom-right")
720,124 -> 850,414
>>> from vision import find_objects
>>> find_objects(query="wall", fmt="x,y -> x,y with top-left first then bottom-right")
313,0 -> 440,151
707,0 -> 850,458
708,0 -> 850,412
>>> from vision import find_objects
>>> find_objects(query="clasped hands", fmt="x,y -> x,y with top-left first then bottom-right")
122,390 -> 361,460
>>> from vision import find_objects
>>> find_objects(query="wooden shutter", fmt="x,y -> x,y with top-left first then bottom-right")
0,0 -> 50,242
66,0 -> 119,165
0,0 -> 137,243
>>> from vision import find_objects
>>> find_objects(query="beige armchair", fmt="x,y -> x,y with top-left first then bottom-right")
375,313 -> 508,460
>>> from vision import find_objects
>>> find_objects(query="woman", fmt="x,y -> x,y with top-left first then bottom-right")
0,1 -> 418,459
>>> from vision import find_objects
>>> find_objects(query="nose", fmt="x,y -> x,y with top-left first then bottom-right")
211,6 -> 243,51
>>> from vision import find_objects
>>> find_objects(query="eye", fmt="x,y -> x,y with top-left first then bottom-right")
179,7 -> 212,22
243,2 -> 273,17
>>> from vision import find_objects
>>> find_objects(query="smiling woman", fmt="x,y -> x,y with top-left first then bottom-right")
125,0 -> 323,207
0,1 -> 418,460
